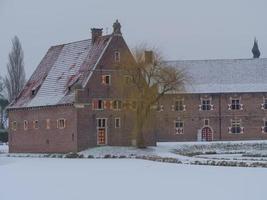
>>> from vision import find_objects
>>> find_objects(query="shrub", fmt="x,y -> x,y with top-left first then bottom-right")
87,155 -> 94,158
0,129 -> 8,143
65,152 -> 79,158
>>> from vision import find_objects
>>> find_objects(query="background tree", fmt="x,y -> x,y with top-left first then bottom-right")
0,76 -> 9,130
120,45 -> 186,148
5,36 -> 26,102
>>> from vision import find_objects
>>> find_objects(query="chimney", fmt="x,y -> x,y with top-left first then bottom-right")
144,51 -> 154,64
91,28 -> 103,44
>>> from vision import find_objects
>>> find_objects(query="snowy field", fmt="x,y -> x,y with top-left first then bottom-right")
0,157 -> 267,200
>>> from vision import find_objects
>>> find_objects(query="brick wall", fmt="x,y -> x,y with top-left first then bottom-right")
8,105 -> 77,153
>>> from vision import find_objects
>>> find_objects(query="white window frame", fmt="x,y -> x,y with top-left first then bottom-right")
261,97 -> 267,110
115,117 -> 121,128
172,99 -> 186,111
114,50 -> 120,63
11,121 -> 17,131
261,119 -> 267,133
101,75 -> 111,85
228,119 -> 244,134
33,120 -> 39,129
228,97 -> 243,111
57,118 -> 66,129
174,119 -> 184,134
113,100 -> 122,110
46,119 -> 51,129
199,97 -> 214,111
24,120 -> 28,131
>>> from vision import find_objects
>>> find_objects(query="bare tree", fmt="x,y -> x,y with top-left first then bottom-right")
119,45 -> 186,148
5,36 -> 26,102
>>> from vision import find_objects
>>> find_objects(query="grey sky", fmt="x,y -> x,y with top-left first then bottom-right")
0,0 -> 267,78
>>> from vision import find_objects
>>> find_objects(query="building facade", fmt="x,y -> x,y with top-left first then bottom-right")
7,21 -> 267,153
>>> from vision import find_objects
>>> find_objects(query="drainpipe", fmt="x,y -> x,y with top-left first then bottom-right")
219,93 -> 222,140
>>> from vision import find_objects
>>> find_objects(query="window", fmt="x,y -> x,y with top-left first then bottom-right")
46,119 -> 50,129
156,102 -> 164,112
174,99 -> 185,111
114,50 -> 120,63
131,101 -> 137,110
24,120 -> 28,130
124,75 -> 132,84
229,119 -> 243,134
115,118 -> 121,128
200,98 -> 213,111
97,118 -> 106,128
11,121 -> 17,131
33,120 -> 39,129
101,75 -> 111,85
57,119 -> 66,129
174,120 -> 184,134
229,98 -> 243,110
113,100 -> 122,110
261,98 -> 267,110
204,119 -> 209,126
92,99 -> 104,110
262,120 -> 267,133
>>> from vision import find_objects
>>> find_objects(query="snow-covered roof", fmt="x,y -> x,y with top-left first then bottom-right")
167,58 -> 267,94
10,35 -> 111,108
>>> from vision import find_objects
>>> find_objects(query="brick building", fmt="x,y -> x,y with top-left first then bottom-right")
7,21 -> 267,153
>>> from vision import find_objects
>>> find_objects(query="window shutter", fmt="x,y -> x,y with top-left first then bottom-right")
160,105 -> 164,112
240,127 -> 244,134
261,126 -> 265,133
261,103 -> 264,110
228,127 -> 232,134
198,105 -> 202,111
92,100 -> 98,110
228,104 -> 231,110
211,105 -> 214,110
171,105 -> 174,111
101,75 -> 105,84
104,100 -> 111,109
240,104 -> 244,110
183,105 -> 186,111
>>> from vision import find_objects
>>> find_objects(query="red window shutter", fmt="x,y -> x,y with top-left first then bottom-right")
92,100 -> 98,110
106,100 -> 111,109
101,75 -> 105,84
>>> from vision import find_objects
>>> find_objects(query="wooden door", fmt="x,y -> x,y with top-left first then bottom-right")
98,128 -> 106,145
201,127 -> 213,141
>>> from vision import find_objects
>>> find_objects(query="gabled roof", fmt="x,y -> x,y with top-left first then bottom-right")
10,35 -> 112,108
167,58 -> 267,94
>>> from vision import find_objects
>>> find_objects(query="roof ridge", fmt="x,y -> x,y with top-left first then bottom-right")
166,57 -> 267,62
50,34 -> 112,48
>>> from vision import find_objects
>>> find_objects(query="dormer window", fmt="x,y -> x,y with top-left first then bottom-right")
31,89 -> 36,96
101,75 -> 111,85
228,97 -> 243,110
199,97 -> 213,111
172,99 -> 186,111
114,50 -> 120,63
261,97 -> 267,110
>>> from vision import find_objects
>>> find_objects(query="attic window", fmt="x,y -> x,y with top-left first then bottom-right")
31,90 -> 36,96
101,75 -> 111,85
114,50 -> 120,63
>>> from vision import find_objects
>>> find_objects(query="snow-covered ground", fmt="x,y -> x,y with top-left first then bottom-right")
2,141 -> 267,167
0,157 -> 267,200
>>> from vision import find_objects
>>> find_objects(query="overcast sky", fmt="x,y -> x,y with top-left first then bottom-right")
0,0 -> 267,78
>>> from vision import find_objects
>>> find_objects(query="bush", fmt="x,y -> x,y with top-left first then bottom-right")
65,152 -> 79,158
87,155 -> 94,158
0,129 -> 8,143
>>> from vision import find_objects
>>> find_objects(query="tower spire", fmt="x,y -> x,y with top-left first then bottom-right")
252,38 -> 261,58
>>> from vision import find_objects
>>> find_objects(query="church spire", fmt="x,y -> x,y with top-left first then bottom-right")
252,38 -> 261,58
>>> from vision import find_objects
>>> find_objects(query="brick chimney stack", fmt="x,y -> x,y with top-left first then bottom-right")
91,28 -> 103,44
144,51 -> 154,64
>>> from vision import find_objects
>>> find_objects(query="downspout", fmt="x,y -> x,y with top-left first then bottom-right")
219,93 -> 222,140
